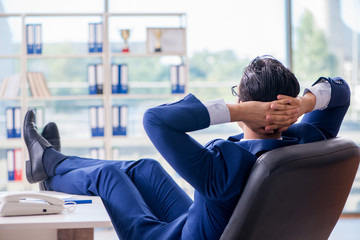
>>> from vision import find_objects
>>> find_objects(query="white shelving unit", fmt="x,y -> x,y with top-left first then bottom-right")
0,9 -> 188,189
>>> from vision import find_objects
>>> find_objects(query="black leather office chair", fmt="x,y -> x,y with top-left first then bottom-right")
220,137 -> 360,240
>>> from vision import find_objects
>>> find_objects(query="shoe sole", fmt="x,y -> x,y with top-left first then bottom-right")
26,160 -> 36,183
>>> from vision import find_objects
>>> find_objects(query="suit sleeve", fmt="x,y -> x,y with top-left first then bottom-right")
300,77 -> 350,138
143,94 -> 231,199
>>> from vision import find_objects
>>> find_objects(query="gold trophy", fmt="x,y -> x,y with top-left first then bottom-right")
120,29 -> 130,52
154,29 -> 162,52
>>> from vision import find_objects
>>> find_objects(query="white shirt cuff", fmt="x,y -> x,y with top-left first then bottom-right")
204,99 -> 231,125
303,80 -> 331,110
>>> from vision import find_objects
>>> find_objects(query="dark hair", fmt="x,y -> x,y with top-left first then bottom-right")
239,56 -> 300,102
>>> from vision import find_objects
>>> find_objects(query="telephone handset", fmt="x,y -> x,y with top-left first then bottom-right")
0,192 -> 65,217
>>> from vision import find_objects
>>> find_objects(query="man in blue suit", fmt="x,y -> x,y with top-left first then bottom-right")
23,56 -> 350,240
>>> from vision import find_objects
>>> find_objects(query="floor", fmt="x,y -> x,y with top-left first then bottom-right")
94,218 -> 360,239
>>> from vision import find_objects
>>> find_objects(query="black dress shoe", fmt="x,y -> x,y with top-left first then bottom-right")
41,122 -> 61,152
24,109 -> 52,183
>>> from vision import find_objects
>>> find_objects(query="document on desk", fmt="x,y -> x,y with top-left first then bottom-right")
50,193 -> 93,204
63,198 -> 92,204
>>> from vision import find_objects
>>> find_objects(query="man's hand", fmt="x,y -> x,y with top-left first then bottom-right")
227,97 -> 300,134
265,92 -> 316,132
227,91 -> 316,134
264,96 -> 301,133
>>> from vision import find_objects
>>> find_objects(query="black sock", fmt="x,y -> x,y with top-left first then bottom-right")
42,147 -> 68,177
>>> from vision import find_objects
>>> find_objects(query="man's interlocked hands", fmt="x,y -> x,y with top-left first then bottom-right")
227,91 -> 316,135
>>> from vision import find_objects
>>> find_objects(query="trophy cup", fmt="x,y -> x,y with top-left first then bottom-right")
154,29 -> 162,52
120,29 -> 130,52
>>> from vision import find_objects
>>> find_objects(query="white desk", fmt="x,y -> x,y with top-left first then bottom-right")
0,191 -> 112,240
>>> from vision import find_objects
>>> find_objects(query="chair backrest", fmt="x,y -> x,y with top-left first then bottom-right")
220,137 -> 360,240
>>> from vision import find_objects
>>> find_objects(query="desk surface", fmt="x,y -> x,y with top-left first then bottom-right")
0,191 -> 112,230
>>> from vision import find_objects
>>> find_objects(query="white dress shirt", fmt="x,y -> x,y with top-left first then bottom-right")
204,80 -> 332,125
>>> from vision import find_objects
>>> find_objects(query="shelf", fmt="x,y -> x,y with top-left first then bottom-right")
0,55 -> 21,59
0,139 -> 22,149
27,95 -> 104,101
0,12 -> 186,18
26,94 -> 185,101
111,52 -> 186,58
0,97 -> 21,101
110,136 -> 153,147
0,13 -> 103,17
20,52 -> 186,59
61,138 -> 105,148
0,9 -> 188,190
110,93 -> 186,99
108,12 -> 186,17
60,136 -> 154,148
26,53 -> 104,59
0,137 -> 154,150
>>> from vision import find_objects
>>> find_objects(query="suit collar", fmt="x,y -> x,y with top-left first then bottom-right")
227,133 -> 299,156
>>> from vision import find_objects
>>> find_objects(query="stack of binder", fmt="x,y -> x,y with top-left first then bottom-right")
111,64 -> 128,94
112,105 -> 128,136
26,24 -> 42,54
88,22 -> 103,53
90,148 -> 105,160
0,74 -> 21,98
6,107 -> 21,138
170,64 -> 186,94
88,64 -> 104,95
6,107 -> 44,138
7,149 -> 22,181
112,148 -> 120,160
27,72 -> 51,98
0,72 -> 51,98
89,106 -> 104,137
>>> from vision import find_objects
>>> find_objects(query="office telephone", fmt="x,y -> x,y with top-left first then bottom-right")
0,192 -> 65,217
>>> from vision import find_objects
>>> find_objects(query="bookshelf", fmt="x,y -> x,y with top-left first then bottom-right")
0,10 -> 188,190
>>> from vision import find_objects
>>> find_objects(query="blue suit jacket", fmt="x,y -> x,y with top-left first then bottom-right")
143,77 -> 350,240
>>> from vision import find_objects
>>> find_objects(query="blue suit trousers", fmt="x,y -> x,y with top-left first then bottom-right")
49,156 -> 193,240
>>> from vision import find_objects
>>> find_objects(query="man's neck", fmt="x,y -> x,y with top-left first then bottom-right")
243,129 -> 282,140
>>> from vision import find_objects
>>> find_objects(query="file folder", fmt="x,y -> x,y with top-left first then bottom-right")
112,106 -> 120,135
170,65 -> 178,94
6,108 -> 13,138
98,148 -> 105,159
120,106 -> 128,135
88,64 -> 97,95
112,105 -> 127,136
88,23 -> 96,53
96,64 -> 104,94
112,64 -> 119,94
119,64 -> 128,94
7,150 -> 15,181
90,106 -> 97,136
111,64 -> 128,94
14,107 -> 21,138
14,149 -> 22,181
35,24 -> 42,54
97,106 -> 104,137
26,24 -> 35,54
178,65 -> 186,93
90,148 -> 99,159
89,148 -> 105,159
95,23 -> 103,52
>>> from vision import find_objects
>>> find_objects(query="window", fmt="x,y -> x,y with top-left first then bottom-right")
292,0 -> 360,213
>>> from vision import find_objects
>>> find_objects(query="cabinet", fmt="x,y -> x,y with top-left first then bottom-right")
0,11 -> 188,190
